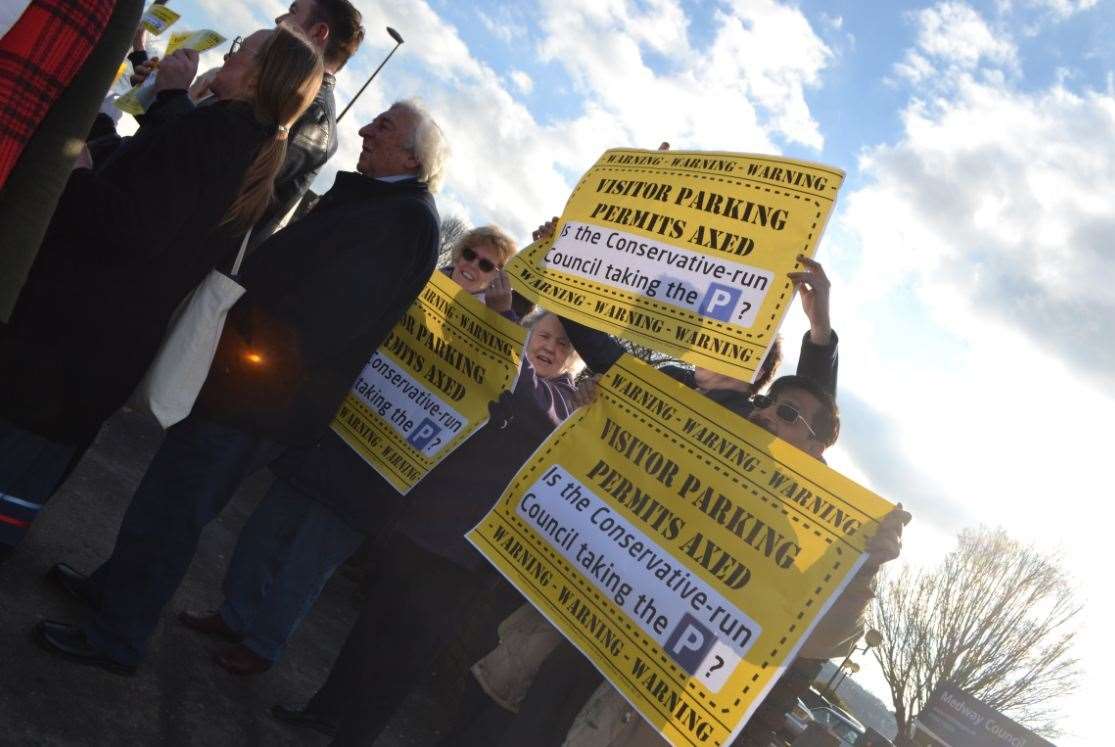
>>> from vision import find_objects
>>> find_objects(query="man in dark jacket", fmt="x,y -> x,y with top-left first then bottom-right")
35,100 -> 450,675
92,0 -> 364,242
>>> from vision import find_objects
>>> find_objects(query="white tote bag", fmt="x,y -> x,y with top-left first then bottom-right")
134,230 -> 252,429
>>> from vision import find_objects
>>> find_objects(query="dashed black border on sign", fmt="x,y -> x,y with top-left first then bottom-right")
597,149 -> 845,198
481,360 -> 851,736
540,163 -> 827,340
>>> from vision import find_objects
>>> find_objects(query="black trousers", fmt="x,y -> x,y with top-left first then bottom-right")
310,534 -> 520,745
495,639 -> 603,746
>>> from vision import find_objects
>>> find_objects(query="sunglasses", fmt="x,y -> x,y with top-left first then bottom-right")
461,246 -> 499,273
751,395 -> 819,440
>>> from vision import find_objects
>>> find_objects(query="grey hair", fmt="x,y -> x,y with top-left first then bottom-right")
522,309 -> 585,377
395,98 -> 449,192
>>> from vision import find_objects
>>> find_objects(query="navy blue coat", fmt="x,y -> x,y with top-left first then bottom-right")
195,173 -> 439,446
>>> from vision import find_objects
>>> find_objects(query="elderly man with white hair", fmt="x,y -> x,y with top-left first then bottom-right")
37,100 -> 450,675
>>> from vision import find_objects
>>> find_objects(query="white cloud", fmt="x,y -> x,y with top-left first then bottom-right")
847,75 -> 1115,386
1002,0 -> 1100,18
476,7 -> 527,44
534,0 -> 832,151
508,69 -> 533,94
310,0 -> 834,244
193,0 -> 283,36
823,11 -> 1115,738
895,2 -> 1017,83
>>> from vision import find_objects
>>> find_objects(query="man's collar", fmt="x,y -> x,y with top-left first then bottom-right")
374,174 -> 418,183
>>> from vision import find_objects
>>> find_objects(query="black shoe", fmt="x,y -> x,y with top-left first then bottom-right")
45,562 -> 99,609
33,620 -> 136,676
178,609 -> 243,643
271,703 -> 337,737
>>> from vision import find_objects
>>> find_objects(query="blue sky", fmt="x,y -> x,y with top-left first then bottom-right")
140,1 -> 1113,742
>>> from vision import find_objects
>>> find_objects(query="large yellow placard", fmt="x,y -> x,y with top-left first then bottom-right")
331,273 -> 527,494
467,356 -> 892,746
506,149 -> 844,381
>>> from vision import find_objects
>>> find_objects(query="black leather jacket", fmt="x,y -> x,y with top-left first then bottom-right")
254,72 -> 338,242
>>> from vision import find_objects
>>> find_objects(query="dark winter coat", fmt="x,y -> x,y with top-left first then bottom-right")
270,357 -> 578,566
89,74 -> 337,245
0,100 -> 269,443
194,172 -> 439,446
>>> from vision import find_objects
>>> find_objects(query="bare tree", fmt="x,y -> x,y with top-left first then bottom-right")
437,214 -> 470,266
871,527 -> 1079,743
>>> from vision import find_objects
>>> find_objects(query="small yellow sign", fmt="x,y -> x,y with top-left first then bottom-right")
140,4 -> 180,36
468,355 -> 892,746
506,149 -> 844,381
331,272 -> 528,494
164,29 -> 225,57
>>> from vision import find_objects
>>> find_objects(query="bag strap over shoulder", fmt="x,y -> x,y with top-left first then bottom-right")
230,227 -> 252,277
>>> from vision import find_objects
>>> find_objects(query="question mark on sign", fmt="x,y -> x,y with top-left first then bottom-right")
735,302 -> 753,320
429,436 -> 443,450
705,655 -> 725,678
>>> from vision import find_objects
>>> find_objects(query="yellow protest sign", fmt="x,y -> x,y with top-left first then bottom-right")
164,29 -> 225,56
506,149 -> 844,381
115,30 -> 226,116
140,4 -> 180,35
468,355 -> 893,746
331,272 -> 528,494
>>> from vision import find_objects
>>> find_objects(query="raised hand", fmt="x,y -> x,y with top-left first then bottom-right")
788,254 -> 832,345
153,49 -> 199,95
485,270 -> 513,313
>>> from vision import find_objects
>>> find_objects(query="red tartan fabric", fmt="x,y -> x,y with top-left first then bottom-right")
0,0 -> 115,188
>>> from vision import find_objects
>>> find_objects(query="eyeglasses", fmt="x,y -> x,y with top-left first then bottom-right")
461,246 -> 500,273
751,395 -> 819,440
228,36 -> 243,57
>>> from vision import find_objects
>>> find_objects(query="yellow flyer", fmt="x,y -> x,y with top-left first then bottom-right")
506,149 -> 844,381
164,29 -> 225,56
467,355 -> 892,746
140,4 -> 180,35
331,272 -> 528,495
115,30 -> 226,115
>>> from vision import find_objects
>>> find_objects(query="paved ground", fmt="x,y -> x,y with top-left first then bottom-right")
0,410 -> 440,746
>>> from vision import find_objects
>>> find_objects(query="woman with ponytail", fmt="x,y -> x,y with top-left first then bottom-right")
0,24 -> 323,561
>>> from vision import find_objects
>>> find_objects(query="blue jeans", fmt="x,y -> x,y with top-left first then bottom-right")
0,417 -> 79,550
218,476 -> 364,662
84,414 -> 276,666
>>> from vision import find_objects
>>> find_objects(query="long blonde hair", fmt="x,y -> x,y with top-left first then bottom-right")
222,24 -> 325,232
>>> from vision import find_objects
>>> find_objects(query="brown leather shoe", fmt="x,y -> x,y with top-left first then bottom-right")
214,644 -> 272,676
177,609 -> 243,642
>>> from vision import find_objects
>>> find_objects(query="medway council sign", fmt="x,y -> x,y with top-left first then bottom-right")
913,682 -> 1055,747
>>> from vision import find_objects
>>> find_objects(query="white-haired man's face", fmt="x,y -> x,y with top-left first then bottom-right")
357,105 -> 420,178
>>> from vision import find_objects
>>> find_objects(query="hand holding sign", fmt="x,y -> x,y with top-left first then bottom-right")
531,217 -> 559,243
788,254 -> 833,346
130,58 -> 158,87
154,49 -> 199,94
863,504 -> 912,572
485,270 -> 513,313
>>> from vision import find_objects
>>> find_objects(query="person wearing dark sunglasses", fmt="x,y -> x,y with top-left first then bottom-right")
748,376 -> 839,461
443,225 -> 532,319
446,228 -> 511,286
